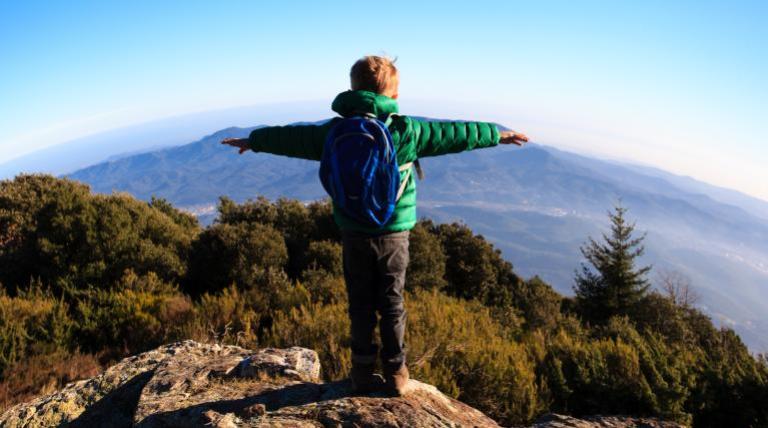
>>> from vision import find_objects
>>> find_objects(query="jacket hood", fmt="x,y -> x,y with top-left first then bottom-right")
331,90 -> 399,117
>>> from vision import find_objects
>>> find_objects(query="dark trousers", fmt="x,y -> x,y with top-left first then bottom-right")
341,230 -> 408,366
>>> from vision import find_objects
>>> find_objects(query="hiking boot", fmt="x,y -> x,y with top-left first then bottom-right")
383,363 -> 409,397
350,362 -> 384,394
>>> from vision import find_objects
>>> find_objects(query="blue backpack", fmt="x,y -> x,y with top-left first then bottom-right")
319,114 -> 414,228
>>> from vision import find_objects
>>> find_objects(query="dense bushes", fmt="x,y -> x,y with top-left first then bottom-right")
1,175 -> 767,426
405,289 -> 538,422
405,221 -> 447,291
0,286 -> 72,375
73,270 -> 195,352
184,221 -> 288,296
0,175 -> 198,294
534,317 -> 694,422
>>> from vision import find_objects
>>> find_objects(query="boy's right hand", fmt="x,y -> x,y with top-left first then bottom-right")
221,138 -> 251,154
499,131 -> 529,146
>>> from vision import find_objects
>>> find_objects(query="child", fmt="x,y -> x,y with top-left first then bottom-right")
222,56 -> 528,396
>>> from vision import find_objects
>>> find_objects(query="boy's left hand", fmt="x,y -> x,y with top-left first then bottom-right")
499,131 -> 529,146
221,138 -> 250,154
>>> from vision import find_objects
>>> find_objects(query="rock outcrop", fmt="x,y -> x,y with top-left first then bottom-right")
0,341 -> 687,427
0,341 -> 499,427
525,413 -> 685,428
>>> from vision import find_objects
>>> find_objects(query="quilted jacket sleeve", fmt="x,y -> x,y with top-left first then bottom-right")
409,119 -> 500,158
248,120 -> 339,161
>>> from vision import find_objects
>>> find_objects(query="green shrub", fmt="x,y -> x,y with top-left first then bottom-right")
631,292 -> 690,344
536,318 -> 693,424
188,269 -> 311,348
74,271 -> 194,353
432,222 -> 521,309
688,328 -> 768,427
406,289 -> 538,425
406,220 -> 447,291
216,197 -> 339,277
0,286 -> 73,375
192,285 -> 260,347
265,302 -> 351,381
433,222 -> 504,301
300,268 -> 346,305
304,240 -> 342,276
149,196 -> 199,230
515,276 -> 562,332
0,175 -> 197,294
185,221 -> 288,295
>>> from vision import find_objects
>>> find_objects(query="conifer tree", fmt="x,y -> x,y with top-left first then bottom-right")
574,204 -> 651,324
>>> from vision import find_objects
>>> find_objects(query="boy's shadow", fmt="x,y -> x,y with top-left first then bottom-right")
68,371 -> 373,428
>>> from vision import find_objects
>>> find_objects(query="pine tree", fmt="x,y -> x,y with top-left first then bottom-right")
574,204 -> 651,324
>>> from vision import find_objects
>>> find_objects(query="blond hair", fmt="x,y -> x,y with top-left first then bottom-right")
350,56 -> 399,95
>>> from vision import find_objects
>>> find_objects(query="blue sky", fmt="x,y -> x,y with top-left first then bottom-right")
1,0 -> 766,199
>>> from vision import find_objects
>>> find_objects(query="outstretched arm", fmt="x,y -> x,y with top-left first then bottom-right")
221,121 -> 338,161
410,119 -> 528,158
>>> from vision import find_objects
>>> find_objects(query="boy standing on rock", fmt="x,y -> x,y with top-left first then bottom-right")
222,56 -> 528,396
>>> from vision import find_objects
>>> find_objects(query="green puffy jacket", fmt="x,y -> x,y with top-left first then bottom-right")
248,90 -> 500,233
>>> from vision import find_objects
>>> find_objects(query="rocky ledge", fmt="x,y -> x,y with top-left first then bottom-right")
0,341 -> 686,428
0,341 -> 499,427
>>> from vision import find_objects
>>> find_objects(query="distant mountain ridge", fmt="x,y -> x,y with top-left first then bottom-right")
619,162 -> 768,222
67,124 -> 768,352
0,102 -> 329,179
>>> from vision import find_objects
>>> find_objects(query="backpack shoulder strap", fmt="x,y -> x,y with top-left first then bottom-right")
383,113 -> 424,200
383,113 -> 398,127
396,162 -> 412,201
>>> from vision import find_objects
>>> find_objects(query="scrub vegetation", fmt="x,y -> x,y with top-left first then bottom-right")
1,174 -> 766,426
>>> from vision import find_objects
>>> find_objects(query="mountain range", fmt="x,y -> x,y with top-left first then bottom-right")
0,102 -> 328,179
62,124 -> 768,353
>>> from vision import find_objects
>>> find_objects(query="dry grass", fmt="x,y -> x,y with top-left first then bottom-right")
0,351 -> 102,412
